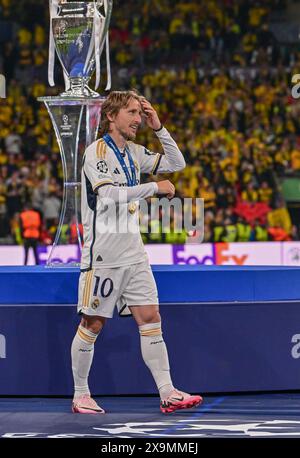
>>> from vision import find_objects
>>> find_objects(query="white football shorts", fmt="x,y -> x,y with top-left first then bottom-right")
77,259 -> 159,318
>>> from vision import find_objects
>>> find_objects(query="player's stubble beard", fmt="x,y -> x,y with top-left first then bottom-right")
117,126 -> 138,142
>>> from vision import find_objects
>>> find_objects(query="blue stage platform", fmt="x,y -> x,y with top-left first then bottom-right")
0,265 -> 300,395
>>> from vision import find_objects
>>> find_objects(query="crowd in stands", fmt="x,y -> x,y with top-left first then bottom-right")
0,0 -> 299,246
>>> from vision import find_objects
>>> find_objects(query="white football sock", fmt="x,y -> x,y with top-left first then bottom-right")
139,322 -> 174,400
71,324 -> 99,398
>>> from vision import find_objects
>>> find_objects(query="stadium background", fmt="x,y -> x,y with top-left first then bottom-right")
0,0 -> 300,255
2,2 -> 300,437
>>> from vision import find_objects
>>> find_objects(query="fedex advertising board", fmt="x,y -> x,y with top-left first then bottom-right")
0,242 -> 296,266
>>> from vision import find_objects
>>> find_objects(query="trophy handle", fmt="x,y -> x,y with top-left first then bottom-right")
48,0 -> 59,87
94,0 -> 113,90
103,0 -> 113,90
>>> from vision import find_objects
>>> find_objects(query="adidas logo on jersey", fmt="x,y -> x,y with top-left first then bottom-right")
96,255 -> 103,262
113,167 -> 121,174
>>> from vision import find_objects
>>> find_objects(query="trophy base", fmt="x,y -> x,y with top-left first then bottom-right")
60,85 -> 100,99
45,261 -> 80,268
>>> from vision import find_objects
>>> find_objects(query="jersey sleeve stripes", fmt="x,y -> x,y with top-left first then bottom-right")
80,127 -> 185,270
83,139 -> 114,193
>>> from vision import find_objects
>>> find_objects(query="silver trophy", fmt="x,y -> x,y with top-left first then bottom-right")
38,0 -> 113,266
48,0 -> 113,97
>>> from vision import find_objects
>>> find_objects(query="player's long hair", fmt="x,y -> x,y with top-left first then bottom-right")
98,89 -> 141,137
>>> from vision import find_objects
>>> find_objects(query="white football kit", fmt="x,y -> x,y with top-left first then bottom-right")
77,127 -> 185,317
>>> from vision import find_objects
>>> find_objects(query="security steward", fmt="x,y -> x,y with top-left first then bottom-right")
19,203 -> 42,265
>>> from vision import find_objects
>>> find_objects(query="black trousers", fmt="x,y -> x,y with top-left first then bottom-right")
24,238 -> 39,265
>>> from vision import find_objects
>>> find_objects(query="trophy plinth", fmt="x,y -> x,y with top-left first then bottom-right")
38,96 -> 105,267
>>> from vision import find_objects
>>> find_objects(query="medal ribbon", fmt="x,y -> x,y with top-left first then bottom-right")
103,134 -> 137,186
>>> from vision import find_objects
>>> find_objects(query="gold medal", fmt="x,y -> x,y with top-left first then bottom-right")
128,202 -> 137,214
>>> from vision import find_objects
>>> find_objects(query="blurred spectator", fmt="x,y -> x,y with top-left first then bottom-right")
268,224 -> 291,241
212,211 -> 225,242
236,217 -> 252,242
241,182 -> 259,203
43,190 -> 61,230
19,202 -> 41,264
258,181 -> 273,204
4,129 -> 22,155
222,217 -> 238,242
267,202 -> 292,235
252,221 -> 269,242
6,171 -> 25,218
0,0 -> 298,244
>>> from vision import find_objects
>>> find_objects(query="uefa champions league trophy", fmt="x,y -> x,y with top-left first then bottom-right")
39,0 -> 113,266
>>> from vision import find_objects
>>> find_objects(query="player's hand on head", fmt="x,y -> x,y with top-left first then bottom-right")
156,180 -> 175,199
140,97 -> 161,131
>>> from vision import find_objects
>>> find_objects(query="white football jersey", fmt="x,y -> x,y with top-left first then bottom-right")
80,127 -> 185,270
81,138 -> 159,270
